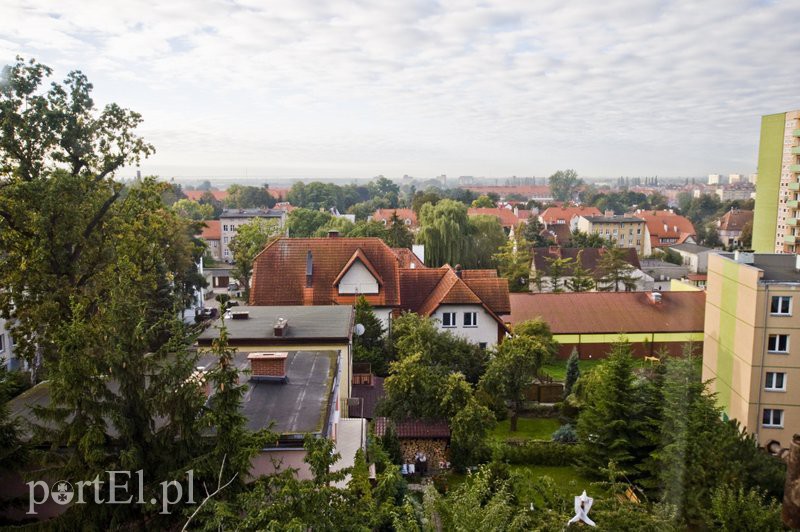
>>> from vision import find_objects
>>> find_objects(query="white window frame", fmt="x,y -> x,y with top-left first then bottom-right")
762,408 -> 784,428
771,296 -> 792,316
765,372 -> 787,391
0,333 -> 4,354
768,334 -> 790,353
441,312 -> 456,328
223,224 -> 229,231
463,312 -> 478,328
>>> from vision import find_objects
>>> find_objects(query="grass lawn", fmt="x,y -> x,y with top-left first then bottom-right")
541,359 -> 604,381
488,417 -> 561,442
509,465 -> 599,506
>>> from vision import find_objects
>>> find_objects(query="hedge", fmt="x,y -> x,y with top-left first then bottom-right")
493,440 -> 580,466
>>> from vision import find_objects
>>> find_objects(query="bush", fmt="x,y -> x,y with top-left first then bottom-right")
493,441 -> 580,466
551,424 -> 577,443
520,403 -> 559,417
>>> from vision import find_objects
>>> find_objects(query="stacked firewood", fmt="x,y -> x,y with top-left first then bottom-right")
400,440 -> 449,469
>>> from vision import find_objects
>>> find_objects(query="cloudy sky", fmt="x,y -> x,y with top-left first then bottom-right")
2,0 -> 799,180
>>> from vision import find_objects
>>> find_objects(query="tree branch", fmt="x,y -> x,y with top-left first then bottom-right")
181,455 -> 238,532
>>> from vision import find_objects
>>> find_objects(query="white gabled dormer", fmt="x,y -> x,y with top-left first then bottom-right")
333,249 -> 383,295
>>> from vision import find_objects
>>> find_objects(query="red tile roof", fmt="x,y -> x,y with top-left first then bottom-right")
531,247 -> 641,277
250,238 -> 404,306
467,207 -> 524,228
540,224 -> 572,245
507,291 -> 706,334
200,220 -> 221,240
464,185 -> 552,199
398,267 -> 511,317
630,210 -> 696,248
372,208 -> 418,228
374,417 -> 450,439
392,248 -> 425,268
332,248 -> 386,289
540,206 -> 602,225
718,209 -> 753,232
185,190 -> 228,202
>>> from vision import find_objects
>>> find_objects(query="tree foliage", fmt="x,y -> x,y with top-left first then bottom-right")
229,217 -> 282,300
548,169 -> 582,202
596,246 -> 638,291
225,184 -> 276,209
493,232 -> 531,292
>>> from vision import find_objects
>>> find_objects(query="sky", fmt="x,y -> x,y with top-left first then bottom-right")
2,0 -> 799,181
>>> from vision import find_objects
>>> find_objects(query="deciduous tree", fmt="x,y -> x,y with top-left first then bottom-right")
229,217 -> 282,300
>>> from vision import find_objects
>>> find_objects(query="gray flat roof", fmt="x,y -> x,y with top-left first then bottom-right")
198,305 -> 354,345
197,350 -> 335,434
582,216 -> 643,223
670,243 -> 713,254
720,253 -> 800,283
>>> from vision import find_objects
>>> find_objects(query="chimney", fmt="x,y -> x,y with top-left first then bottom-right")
231,311 -> 249,320
327,230 -> 340,238
648,292 -> 662,304
734,250 -> 754,264
306,250 -> 313,288
248,352 -> 288,382
273,317 -> 288,337
604,210 -> 614,217
454,264 -> 463,278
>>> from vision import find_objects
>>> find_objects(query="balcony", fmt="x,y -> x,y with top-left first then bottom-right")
788,200 -> 800,209
785,235 -> 798,244
788,218 -> 800,226
793,146 -> 800,155
794,129 -> 800,137
789,182 -> 800,191
791,164 -> 800,173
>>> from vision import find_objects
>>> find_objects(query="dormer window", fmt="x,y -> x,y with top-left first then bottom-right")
334,249 -> 383,295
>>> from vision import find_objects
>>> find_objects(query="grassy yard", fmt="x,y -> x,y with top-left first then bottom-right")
541,359 -> 603,381
488,417 -> 561,442
509,465 -> 600,506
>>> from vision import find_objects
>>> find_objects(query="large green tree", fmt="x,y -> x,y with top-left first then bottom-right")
548,169 -> 582,202
287,207 -> 333,237
493,233 -> 531,292
386,211 -> 414,248
225,184 -> 275,209
467,214 -> 506,268
416,199 -> 472,266
596,246 -> 638,291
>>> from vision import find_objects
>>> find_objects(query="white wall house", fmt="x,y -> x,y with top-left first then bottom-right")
431,304 -> 499,349
0,318 -> 19,370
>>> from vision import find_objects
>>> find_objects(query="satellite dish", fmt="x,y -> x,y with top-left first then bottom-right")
354,323 -> 366,336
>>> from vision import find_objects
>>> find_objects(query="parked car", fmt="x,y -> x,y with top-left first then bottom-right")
227,281 -> 240,292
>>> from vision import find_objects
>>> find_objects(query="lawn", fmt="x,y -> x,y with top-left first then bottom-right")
509,465 -> 600,506
541,359 -> 603,381
488,417 -> 561,442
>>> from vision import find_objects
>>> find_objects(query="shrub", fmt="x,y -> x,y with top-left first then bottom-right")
551,424 -> 577,443
493,441 -> 580,466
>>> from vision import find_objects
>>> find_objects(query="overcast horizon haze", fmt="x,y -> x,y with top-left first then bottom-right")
2,0 -> 799,181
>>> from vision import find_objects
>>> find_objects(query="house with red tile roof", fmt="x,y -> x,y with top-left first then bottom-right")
539,205 -> 602,228
530,247 -> 652,292
250,236 -> 510,347
629,209 -> 696,255
506,291 -> 705,358
716,209 -> 753,248
199,220 -> 221,260
372,208 -> 418,229
467,207 -> 527,231
185,189 -> 228,202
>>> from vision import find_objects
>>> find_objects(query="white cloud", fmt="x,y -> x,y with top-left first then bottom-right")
1,0 -> 798,178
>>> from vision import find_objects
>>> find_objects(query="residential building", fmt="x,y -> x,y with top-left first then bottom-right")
708,174 -> 723,185
506,291 -> 705,358
0,318 -> 18,370
639,259 -> 689,291
199,220 -> 221,261
463,185 -> 553,202
715,186 -> 756,203
703,251 -> 800,450
629,209 -> 696,255
220,208 -> 287,261
575,214 -> 647,255
717,209 -> 754,248
729,174 -> 744,184
669,243 -> 715,274
751,109 -> 800,253
184,189 -> 228,202
539,205 -> 602,229
249,236 -> 510,347
372,208 -> 418,229
530,247 -> 651,292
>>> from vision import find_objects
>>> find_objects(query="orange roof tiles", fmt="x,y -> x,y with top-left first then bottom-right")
185,190 -> 228,202
372,208 -> 418,228
718,209 -> 753,232
200,220 -> 221,240
507,291 -> 705,334
540,205 -> 602,225
631,210 -> 696,247
467,208 -> 525,228
392,248 -> 425,268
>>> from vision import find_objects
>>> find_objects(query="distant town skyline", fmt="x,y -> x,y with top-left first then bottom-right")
3,1 -> 799,179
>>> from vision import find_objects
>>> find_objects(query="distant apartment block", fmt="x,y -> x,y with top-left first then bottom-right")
576,214 -> 646,255
219,208 -> 287,261
708,174 -> 723,185
715,186 -> 755,203
752,109 -> 800,253
703,252 -> 800,450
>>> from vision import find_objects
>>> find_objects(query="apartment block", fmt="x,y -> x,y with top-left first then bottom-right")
219,208 -> 287,261
752,110 -> 800,253
575,214 -> 646,255
703,251 -> 800,450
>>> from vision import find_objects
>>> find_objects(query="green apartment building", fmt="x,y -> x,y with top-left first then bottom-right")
752,110 -> 800,253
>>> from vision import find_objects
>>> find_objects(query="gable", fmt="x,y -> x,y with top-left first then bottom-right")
337,260 -> 380,294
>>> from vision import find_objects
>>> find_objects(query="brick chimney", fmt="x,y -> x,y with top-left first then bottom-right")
273,317 -> 288,337
454,264 -> 462,278
248,352 -> 288,382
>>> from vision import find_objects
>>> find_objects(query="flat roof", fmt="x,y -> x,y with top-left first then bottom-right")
670,243 -> 713,254
197,305 -> 354,346
719,253 -> 800,283
197,350 -> 336,435
581,215 -> 644,223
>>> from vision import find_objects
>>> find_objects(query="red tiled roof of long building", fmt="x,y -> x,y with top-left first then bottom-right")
200,220 -> 221,240
467,207 -> 524,228
540,205 -> 602,225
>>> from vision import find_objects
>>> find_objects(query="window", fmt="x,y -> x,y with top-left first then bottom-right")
762,408 -> 784,427
765,372 -> 786,391
441,312 -> 456,328
0,333 -> 4,354
223,236 -> 229,243
479,342 -> 488,350
223,224 -> 229,231
464,312 -> 478,327
768,334 -> 790,353
771,296 -> 792,315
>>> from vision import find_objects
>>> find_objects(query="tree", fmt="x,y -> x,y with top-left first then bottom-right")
493,233 -> 531,292
467,214 -> 506,268
380,353 -> 445,420
576,341 -> 646,479
544,256 -> 573,293
708,484 -> 782,531
548,169 -> 582,202
172,198 -> 214,220
566,251 -> 595,292
353,296 -> 389,375
229,217 -> 282,300
480,336 -> 551,431
739,220 -> 753,249
563,348 -> 580,398
522,216 -> 549,247
197,190 -> 224,218
512,318 -> 558,360
596,247 -> 637,291
471,194 -> 495,208
287,207 -> 332,237
569,229 -> 612,248
416,199 -> 472,266
386,211 -> 414,248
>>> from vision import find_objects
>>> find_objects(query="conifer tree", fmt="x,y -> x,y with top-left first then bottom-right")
563,348 -> 580,398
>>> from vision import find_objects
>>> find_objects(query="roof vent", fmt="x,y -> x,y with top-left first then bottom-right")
273,317 -> 288,337
734,250 -> 754,264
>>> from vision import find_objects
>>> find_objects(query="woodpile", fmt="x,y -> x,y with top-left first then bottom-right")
400,440 -> 449,469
